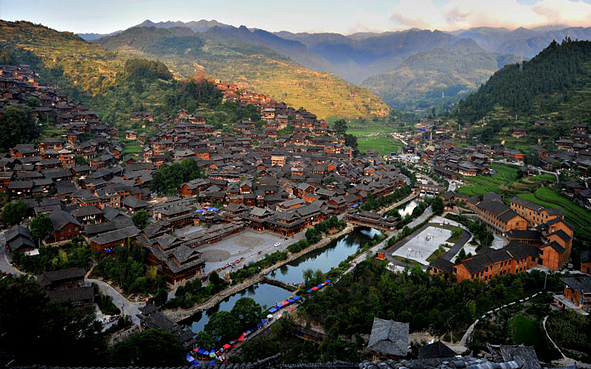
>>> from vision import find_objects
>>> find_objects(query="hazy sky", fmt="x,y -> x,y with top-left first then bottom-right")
1,0 -> 591,34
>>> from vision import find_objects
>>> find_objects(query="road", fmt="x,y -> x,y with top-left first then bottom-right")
442,228 -> 471,261
87,278 -> 143,326
0,251 -> 143,326
1,253 -> 26,276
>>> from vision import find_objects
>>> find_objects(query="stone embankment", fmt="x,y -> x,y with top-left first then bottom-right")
165,224 -> 355,322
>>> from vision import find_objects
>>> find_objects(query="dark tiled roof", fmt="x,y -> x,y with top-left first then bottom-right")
89,226 -> 139,246
37,267 -> 85,286
49,209 -> 81,231
48,286 -> 94,303
511,196 -> 543,211
561,274 -> 591,292
507,230 -> 541,240
430,258 -> 454,274
366,317 -> 408,357
418,341 -> 456,360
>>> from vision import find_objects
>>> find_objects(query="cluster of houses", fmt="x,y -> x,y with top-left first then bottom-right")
432,191 -> 577,281
1,64 -> 415,287
398,118 -> 591,211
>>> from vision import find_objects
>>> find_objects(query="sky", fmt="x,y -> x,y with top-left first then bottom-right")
1,0 -> 591,35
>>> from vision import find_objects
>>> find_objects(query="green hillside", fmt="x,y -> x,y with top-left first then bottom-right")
454,39 -> 591,124
0,20 -> 122,97
0,21 -> 390,121
362,40 -> 519,111
96,26 -> 390,119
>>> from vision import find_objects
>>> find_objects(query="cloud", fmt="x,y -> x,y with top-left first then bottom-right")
532,0 -> 591,27
389,0 -> 591,30
390,0 -> 448,29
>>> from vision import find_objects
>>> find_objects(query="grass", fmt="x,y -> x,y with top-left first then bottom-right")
392,255 -> 422,266
357,135 -> 403,155
513,315 -> 544,351
122,142 -> 142,156
426,245 -> 449,263
457,163 -> 528,197
518,188 -> 591,239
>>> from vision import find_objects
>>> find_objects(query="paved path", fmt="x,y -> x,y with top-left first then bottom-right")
87,278 -> 143,326
442,229 -> 471,261
377,192 -> 419,215
1,253 -> 26,276
166,224 -> 357,322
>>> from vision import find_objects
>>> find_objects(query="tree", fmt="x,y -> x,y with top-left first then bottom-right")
30,213 -> 54,241
333,119 -> 348,136
0,106 -> 38,152
204,311 -> 241,345
132,209 -> 149,229
109,329 -> 184,366
2,199 -> 28,225
344,133 -> 358,153
240,337 -> 280,363
231,297 -> 263,332
0,275 -> 107,366
432,196 -> 445,215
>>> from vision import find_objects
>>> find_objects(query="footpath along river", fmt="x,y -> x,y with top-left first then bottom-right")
184,227 -> 382,333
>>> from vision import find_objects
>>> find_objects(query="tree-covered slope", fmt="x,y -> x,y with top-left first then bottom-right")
454,39 -> 591,124
96,26 -> 390,119
0,20 -> 122,97
361,39 -> 520,110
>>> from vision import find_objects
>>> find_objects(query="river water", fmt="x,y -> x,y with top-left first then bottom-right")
397,198 -> 419,217
185,227 -> 381,333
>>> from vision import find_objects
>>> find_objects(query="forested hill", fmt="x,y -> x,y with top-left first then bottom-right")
95,26 -> 390,119
361,39 -> 519,110
0,21 -> 390,120
454,39 -> 591,124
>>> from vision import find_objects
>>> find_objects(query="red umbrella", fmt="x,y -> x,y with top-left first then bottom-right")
281,301 -> 289,306
193,347 -> 200,352
237,333 -> 246,342
312,286 -> 319,290
222,344 -> 231,350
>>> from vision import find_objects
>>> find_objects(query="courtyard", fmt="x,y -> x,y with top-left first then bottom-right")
176,227 -> 305,274
391,225 -> 452,266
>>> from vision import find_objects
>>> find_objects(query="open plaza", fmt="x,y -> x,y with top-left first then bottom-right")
391,226 -> 452,266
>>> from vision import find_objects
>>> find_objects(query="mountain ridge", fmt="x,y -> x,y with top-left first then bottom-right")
453,39 -> 591,124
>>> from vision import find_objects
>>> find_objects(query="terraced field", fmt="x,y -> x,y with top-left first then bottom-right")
457,164 -> 557,198
357,135 -> 403,155
518,188 -> 591,239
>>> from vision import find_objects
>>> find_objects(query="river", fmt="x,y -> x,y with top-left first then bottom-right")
397,198 -> 419,217
184,227 -> 381,333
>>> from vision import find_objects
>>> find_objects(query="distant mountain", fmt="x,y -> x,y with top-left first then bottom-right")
361,39 -> 520,110
454,39 -> 591,124
453,26 -> 591,58
77,33 -> 105,41
276,29 -> 459,83
80,20 -> 591,114
96,26 -> 390,119
136,19 -> 231,32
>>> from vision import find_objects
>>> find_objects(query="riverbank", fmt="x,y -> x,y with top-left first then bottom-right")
377,191 -> 419,215
165,224 -> 356,322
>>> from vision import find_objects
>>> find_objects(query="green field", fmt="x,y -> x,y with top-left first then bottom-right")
518,188 -> 591,238
357,135 -> 403,155
457,163 -> 558,198
457,163 -> 521,197
122,142 -> 142,156
513,316 -> 544,350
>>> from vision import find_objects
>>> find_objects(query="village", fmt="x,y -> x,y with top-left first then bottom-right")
1,62 -> 591,368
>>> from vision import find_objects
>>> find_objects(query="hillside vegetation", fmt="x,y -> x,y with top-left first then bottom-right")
454,39 -> 591,124
0,20 -> 121,96
96,26 -> 390,119
362,39 -> 519,110
0,21 -> 389,120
